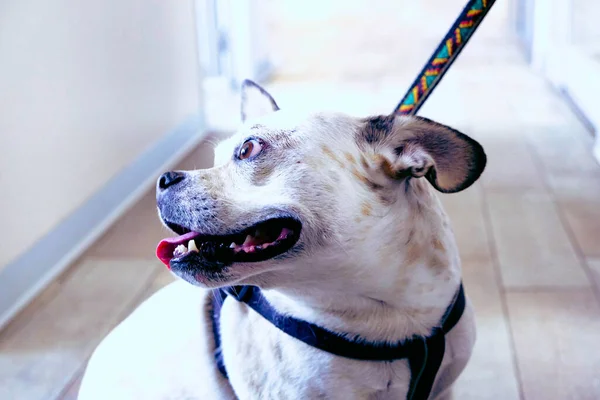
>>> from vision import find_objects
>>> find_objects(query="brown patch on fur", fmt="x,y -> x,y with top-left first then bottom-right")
432,237 -> 445,251
429,255 -> 447,274
360,202 -> 373,216
359,154 -> 369,170
380,157 -> 396,180
321,145 -> 344,169
350,166 -> 383,190
377,193 -> 394,206
344,152 -> 356,164
376,154 -> 413,182
439,269 -> 455,282
350,167 -> 367,183
404,241 -> 422,266
321,145 -> 335,159
395,276 -> 410,289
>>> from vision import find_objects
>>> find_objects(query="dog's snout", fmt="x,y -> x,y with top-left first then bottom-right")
158,171 -> 186,191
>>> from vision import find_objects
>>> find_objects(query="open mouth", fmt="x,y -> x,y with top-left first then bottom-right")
156,217 -> 302,270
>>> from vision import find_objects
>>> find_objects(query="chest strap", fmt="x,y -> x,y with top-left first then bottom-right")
211,284 -> 465,400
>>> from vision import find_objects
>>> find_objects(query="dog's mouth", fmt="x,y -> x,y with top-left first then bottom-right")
156,217 -> 302,270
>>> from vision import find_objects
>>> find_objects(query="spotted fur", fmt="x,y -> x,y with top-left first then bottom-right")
80,80 -> 484,400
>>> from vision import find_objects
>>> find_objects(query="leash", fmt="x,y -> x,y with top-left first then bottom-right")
394,0 -> 497,116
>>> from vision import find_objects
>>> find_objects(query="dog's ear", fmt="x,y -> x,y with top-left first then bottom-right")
240,79 -> 280,122
359,115 -> 486,193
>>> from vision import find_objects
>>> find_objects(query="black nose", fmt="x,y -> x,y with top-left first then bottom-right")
158,171 -> 185,190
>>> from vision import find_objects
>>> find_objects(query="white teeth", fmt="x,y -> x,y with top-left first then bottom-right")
173,244 -> 188,257
188,240 -> 199,252
229,242 -> 236,249
243,235 -> 253,245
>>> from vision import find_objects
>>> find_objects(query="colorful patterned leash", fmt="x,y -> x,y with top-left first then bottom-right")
394,0 -> 497,116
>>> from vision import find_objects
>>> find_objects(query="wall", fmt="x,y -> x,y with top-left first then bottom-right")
0,0 -> 201,269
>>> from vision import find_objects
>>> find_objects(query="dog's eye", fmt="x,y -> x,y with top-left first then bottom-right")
238,139 -> 262,160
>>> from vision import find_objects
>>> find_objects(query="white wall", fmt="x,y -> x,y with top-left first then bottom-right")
0,0 -> 201,269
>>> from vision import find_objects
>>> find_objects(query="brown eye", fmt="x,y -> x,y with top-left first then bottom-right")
238,139 -> 262,160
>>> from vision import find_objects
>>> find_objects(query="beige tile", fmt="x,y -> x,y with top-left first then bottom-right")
0,280 -> 63,341
548,175 -> 600,257
512,90 -> 582,126
439,184 -> 489,261
441,185 -> 521,399
486,191 -> 590,288
547,174 -> 600,202
557,203 -> 600,258
477,135 -> 547,192
526,126 -> 600,176
506,290 -> 600,400
0,258 -> 160,400
453,255 -> 521,400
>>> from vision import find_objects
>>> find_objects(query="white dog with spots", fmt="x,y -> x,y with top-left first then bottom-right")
79,80 -> 486,399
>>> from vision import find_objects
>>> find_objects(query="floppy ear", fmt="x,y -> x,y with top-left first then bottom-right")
240,79 -> 280,122
359,115 -> 486,193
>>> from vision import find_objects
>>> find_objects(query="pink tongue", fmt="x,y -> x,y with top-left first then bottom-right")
156,231 -> 200,268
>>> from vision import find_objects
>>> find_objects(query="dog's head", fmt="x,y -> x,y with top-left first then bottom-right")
156,80 -> 486,289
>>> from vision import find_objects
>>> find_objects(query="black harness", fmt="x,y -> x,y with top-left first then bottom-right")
211,284 -> 465,400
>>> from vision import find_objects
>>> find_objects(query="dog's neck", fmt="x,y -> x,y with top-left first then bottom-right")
257,181 -> 462,343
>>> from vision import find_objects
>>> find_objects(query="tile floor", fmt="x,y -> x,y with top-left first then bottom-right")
2,1 -> 600,399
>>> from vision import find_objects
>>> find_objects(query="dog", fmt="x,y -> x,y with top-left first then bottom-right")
79,80 -> 485,400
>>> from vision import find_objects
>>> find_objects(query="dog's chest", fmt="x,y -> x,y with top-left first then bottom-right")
218,300 -> 412,400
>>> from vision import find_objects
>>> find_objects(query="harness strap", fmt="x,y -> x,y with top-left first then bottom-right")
407,284 -> 465,400
211,284 -> 465,398
210,288 -> 228,378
